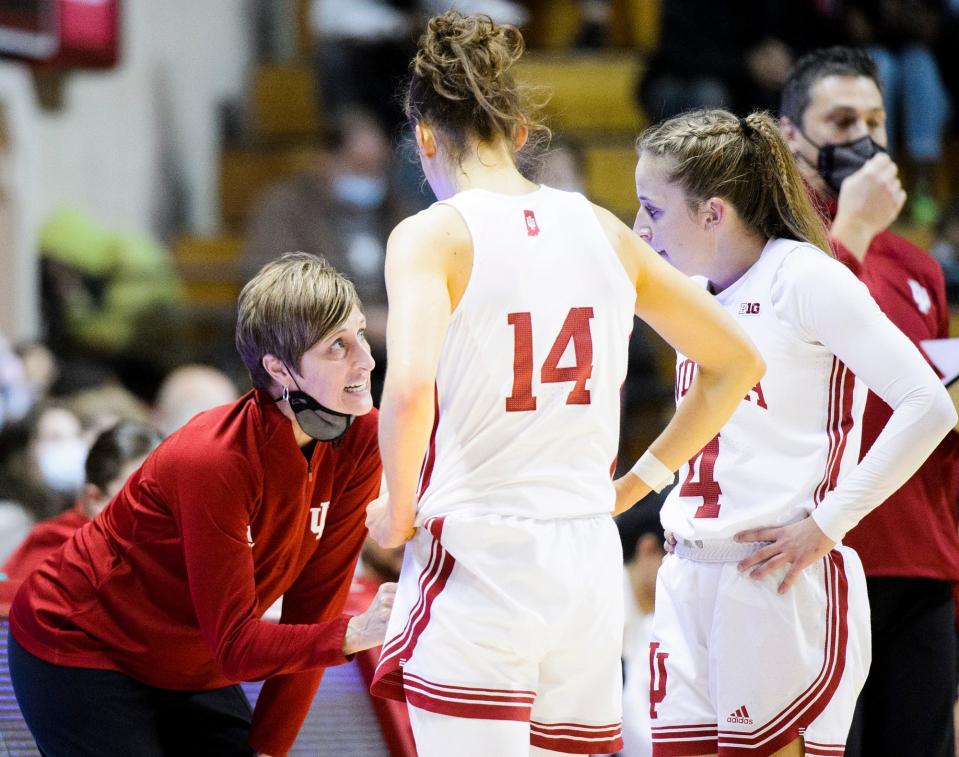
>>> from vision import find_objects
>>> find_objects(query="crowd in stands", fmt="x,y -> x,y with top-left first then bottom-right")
0,2 -> 957,755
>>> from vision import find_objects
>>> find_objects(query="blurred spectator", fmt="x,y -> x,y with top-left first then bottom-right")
244,107 -> 408,401
933,1 -> 959,137
636,1 -> 794,121
310,0 -> 414,134
70,383 -> 154,440
616,495 -> 666,757
39,207 -> 184,398
534,137 -> 586,194
845,0 -> 951,225
153,364 -> 239,436
14,342 -> 58,411
0,402 -> 88,522
780,46 -> 959,757
0,500 -> 32,568
933,202 -> 959,301
932,201 -> 959,266
310,0 -> 527,133
3,421 -> 163,581
0,334 -> 33,430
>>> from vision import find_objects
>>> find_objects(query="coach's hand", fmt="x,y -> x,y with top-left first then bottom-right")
734,516 -> 835,594
343,581 -> 398,656
366,494 -> 416,549
832,152 -> 906,260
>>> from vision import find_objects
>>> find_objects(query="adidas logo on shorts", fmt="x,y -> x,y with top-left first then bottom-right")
726,706 -> 753,725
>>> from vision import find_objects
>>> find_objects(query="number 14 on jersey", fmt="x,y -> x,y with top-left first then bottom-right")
506,307 -> 595,412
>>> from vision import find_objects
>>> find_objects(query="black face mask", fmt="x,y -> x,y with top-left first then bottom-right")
799,129 -> 886,195
277,370 -> 353,443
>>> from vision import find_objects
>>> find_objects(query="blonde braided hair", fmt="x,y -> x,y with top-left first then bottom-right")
637,109 -> 831,255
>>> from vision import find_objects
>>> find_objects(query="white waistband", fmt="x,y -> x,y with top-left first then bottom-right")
673,537 -> 770,563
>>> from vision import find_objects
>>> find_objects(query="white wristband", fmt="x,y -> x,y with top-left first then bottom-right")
630,450 -> 675,493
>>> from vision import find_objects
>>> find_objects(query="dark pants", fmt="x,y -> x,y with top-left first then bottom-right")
846,576 -> 956,757
8,633 -> 255,757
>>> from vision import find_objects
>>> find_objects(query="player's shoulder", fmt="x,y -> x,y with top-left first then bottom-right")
774,238 -> 849,280
769,238 -> 866,314
388,204 -> 472,263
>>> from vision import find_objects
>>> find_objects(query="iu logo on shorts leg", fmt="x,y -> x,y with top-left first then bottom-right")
648,641 -> 669,718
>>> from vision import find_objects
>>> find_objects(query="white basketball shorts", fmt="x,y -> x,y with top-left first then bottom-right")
648,543 -> 870,757
370,511 -> 625,754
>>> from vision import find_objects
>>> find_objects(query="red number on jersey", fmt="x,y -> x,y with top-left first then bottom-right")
506,307 -> 595,412
681,434 -> 722,518
506,312 -> 536,412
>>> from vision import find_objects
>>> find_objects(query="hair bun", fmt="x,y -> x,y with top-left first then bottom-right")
404,11 -> 550,162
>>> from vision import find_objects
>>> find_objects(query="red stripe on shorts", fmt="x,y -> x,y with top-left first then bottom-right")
716,551 -> 849,755
371,517 -> 452,702
652,724 -> 719,757
803,740 -> 845,756
530,719 -> 624,754
403,672 -> 534,721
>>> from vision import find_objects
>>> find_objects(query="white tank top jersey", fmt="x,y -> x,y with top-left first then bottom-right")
662,238 -> 868,541
414,186 -> 636,522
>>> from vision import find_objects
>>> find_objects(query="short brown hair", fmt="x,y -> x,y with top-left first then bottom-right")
235,252 -> 361,389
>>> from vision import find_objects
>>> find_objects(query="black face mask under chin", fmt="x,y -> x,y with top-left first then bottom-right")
798,129 -> 886,195
276,376 -> 353,443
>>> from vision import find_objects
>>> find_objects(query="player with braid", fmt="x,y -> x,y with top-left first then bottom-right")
629,109 -> 956,757
365,13 -> 765,757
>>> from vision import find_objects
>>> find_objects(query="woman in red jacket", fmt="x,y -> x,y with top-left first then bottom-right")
7,252 -> 395,757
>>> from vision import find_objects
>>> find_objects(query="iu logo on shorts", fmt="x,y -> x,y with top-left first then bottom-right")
310,502 -> 330,540
524,209 -> 540,236
648,642 -> 669,718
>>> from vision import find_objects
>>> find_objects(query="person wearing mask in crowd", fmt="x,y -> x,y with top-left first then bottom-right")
367,12 -> 763,756
3,420 -> 162,580
244,106 -> 411,404
7,252 -> 395,757
0,401 -> 88,524
153,363 -> 239,436
633,107 -> 954,757
843,0 -> 950,225
779,46 -> 959,757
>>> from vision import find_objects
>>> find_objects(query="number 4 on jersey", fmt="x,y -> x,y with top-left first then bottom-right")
506,307 -> 594,412
682,434 -> 722,518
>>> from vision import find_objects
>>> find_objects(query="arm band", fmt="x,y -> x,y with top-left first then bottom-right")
629,450 -> 675,493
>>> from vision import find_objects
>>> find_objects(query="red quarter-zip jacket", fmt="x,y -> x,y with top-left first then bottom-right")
9,389 -> 381,755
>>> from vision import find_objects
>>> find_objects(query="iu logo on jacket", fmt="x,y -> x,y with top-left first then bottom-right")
310,502 -> 330,540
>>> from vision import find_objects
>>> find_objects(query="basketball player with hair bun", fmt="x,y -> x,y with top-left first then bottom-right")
366,12 -> 764,756
632,108 -> 955,757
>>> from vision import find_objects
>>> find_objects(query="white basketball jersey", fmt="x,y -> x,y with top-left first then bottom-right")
415,186 -> 636,522
661,238 -> 868,541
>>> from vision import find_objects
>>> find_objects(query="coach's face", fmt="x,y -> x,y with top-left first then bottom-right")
296,306 -> 376,417
781,74 -> 887,197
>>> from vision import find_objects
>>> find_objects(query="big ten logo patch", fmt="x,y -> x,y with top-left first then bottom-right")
738,302 -> 761,315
